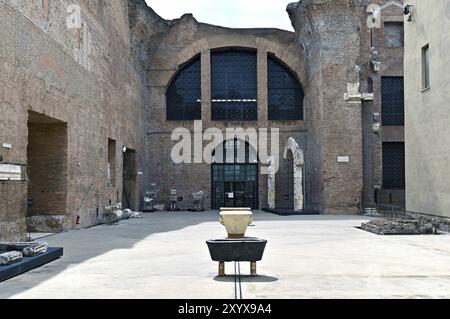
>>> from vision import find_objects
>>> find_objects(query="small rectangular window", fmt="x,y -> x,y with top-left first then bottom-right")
384,22 -> 404,47
382,142 -> 405,189
422,44 -> 430,90
107,139 -> 116,187
381,77 -> 404,126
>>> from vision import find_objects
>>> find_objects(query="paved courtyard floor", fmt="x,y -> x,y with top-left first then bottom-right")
1,211 -> 450,299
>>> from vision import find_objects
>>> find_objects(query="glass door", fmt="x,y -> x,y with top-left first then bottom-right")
212,164 -> 258,209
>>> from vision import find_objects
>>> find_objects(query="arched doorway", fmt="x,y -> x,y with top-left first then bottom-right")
270,137 -> 304,212
284,138 -> 305,212
211,139 -> 258,209
275,150 -> 295,210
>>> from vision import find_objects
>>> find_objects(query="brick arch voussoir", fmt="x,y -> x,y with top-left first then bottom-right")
163,36 -> 305,88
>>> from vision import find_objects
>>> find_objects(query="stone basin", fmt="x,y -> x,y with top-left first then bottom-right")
219,207 -> 253,238
206,238 -> 267,262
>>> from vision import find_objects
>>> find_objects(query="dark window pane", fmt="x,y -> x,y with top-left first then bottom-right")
167,56 -> 201,120
381,77 -> 404,126
422,45 -> 430,89
268,56 -> 304,120
384,22 -> 404,47
211,50 -> 257,121
382,142 -> 405,189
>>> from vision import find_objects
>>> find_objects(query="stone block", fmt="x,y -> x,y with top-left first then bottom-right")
26,215 -> 70,233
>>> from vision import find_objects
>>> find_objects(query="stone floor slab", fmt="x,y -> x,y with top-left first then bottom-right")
1,211 -> 450,299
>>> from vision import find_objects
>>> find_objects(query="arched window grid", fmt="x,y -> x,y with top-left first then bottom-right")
166,55 -> 201,121
165,50 -> 304,122
267,55 -> 304,120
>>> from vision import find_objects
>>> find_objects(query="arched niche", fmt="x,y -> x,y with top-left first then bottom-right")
283,137 -> 304,212
268,137 -> 304,212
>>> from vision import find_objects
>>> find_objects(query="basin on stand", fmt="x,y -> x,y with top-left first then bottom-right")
206,208 -> 267,276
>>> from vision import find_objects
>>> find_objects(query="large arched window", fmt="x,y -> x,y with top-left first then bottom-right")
268,55 -> 304,120
166,55 -> 201,121
211,50 -> 257,121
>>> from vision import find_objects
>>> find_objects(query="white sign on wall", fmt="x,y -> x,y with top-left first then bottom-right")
0,164 -> 22,181
337,156 -> 350,163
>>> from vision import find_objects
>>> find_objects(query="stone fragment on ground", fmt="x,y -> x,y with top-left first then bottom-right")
99,210 -> 144,224
361,218 -> 437,235
0,242 -> 49,257
0,251 -> 23,266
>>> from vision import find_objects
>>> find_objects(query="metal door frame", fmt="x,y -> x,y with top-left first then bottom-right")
211,163 -> 259,210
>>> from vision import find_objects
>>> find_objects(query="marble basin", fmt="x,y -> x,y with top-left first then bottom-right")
219,207 -> 253,238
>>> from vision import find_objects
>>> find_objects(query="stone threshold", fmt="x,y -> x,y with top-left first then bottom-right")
262,208 -> 320,216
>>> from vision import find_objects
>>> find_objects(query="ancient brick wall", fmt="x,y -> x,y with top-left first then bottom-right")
141,12 -> 312,210
0,0 -> 407,241
0,0 -> 155,240
288,0 -> 367,213
369,0 -> 405,208
27,121 -> 68,216
287,0 -> 405,213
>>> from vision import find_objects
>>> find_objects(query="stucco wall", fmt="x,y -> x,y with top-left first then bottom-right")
405,0 -> 450,217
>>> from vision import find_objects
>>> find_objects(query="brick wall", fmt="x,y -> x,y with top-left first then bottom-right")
0,0 -> 151,240
27,120 -> 68,216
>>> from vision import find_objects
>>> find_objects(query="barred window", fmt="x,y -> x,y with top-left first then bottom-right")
211,50 -> 257,121
268,55 -> 304,120
381,77 -> 404,126
166,55 -> 201,121
382,142 -> 405,189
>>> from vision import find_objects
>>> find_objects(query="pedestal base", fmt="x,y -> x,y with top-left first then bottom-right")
217,261 -> 258,277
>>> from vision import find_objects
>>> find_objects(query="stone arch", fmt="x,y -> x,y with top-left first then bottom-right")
284,137 -> 304,167
211,137 -> 258,164
156,35 -> 306,89
164,53 -> 201,95
267,138 -> 305,212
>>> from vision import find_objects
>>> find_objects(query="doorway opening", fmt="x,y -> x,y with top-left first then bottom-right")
211,139 -> 258,210
122,148 -> 136,210
27,111 -> 68,231
275,150 -> 294,210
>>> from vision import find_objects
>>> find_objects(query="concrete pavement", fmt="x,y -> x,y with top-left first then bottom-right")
1,211 -> 450,299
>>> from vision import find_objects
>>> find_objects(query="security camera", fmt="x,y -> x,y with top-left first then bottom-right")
403,6 -> 410,15
404,4 -> 413,21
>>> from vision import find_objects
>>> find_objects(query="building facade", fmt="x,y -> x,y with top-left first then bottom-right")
141,0 -> 407,214
0,0 -> 407,241
404,0 -> 450,218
